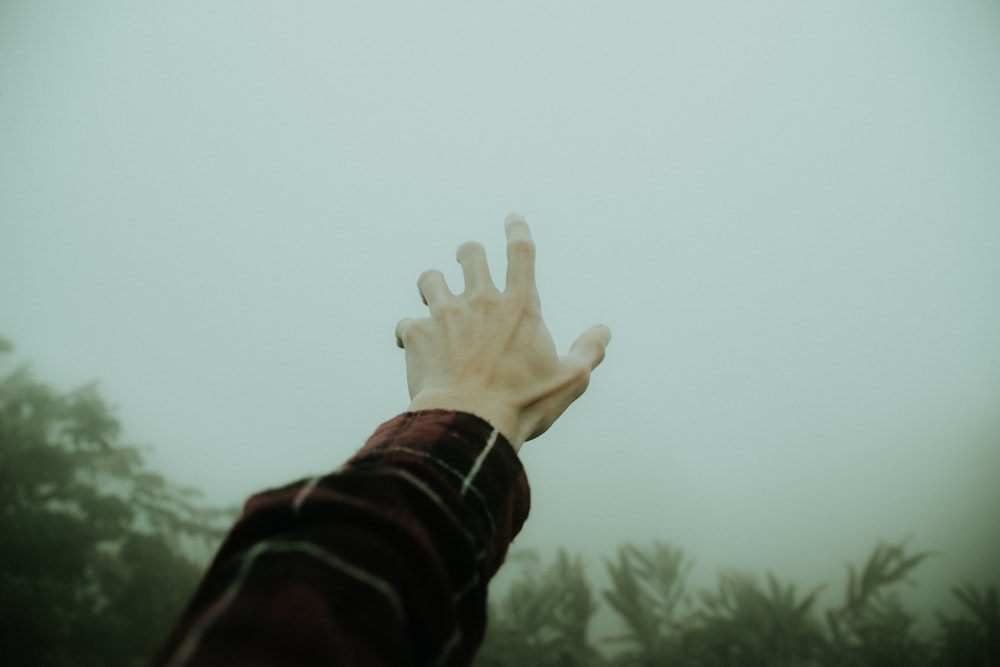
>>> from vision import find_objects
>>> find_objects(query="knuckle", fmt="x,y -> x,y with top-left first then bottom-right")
507,238 -> 535,257
573,366 -> 590,398
457,241 -> 486,257
567,362 -> 592,395
468,290 -> 500,308
516,294 -> 542,317
529,292 -> 542,310
405,318 -> 431,338
434,300 -> 460,318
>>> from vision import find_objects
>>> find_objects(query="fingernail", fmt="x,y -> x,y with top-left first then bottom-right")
505,212 -> 526,227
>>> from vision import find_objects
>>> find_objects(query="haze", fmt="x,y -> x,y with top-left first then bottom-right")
2,1 -> 998,622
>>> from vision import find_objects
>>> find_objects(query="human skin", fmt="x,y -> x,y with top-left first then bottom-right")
395,213 -> 611,452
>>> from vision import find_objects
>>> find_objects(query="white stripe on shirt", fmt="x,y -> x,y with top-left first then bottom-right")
461,428 -> 499,496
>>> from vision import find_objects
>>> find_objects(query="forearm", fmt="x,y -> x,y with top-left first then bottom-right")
154,410 -> 530,667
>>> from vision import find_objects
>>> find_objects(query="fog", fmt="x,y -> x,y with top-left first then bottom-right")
2,1 -> 999,626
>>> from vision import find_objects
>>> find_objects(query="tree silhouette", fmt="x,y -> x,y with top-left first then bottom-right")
4,335 -> 995,666
824,540 -> 935,666
936,583 -> 999,666
477,549 -> 603,667
0,337 -> 233,667
480,538 -> 994,667
680,570 -> 826,667
601,541 -> 691,664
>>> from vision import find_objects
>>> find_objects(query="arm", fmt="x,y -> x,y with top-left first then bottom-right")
155,410 -> 528,666
155,214 -> 610,666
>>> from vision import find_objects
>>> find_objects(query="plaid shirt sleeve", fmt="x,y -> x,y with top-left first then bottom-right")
154,410 -> 531,667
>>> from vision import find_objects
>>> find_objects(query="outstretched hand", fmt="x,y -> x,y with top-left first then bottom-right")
395,214 -> 610,451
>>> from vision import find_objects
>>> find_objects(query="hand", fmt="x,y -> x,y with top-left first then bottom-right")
394,213 -> 611,451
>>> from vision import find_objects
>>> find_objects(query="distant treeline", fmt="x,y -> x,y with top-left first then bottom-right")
476,541 -> 998,666
2,337 -> 996,666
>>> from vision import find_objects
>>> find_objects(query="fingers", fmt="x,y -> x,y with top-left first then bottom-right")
456,241 -> 495,293
396,316 -> 432,349
504,212 -> 536,294
567,323 -> 612,372
417,269 -> 452,309
395,317 -> 413,348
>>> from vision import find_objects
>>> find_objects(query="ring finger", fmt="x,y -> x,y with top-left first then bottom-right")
417,269 -> 452,310
456,241 -> 495,294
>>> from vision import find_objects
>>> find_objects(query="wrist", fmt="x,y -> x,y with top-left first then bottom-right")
407,390 -> 523,452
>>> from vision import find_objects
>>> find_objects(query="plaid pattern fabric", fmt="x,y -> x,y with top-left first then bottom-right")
154,410 -> 530,666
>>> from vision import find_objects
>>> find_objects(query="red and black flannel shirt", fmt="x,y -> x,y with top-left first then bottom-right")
154,410 -> 530,666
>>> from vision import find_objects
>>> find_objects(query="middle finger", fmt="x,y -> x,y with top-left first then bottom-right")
456,241 -> 495,294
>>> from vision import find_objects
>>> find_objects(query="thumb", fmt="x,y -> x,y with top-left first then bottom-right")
568,323 -> 612,372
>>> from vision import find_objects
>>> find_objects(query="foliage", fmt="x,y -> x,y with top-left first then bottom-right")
680,571 -> 826,667
601,541 -> 691,665
479,539 -> 997,667
936,583 -> 999,667
823,540 -> 935,666
0,338 -> 233,667
477,549 -> 603,667
4,336 -> 995,666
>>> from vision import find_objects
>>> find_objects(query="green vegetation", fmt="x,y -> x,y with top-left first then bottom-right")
0,338 -> 234,666
3,337 -> 995,666
477,549 -> 604,667
478,542 -> 998,666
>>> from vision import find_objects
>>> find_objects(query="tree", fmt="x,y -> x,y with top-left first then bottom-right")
602,541 -> 692,665
679,570 -> 826,667
936,583 -> 999,667
0,337 -> 233,667
477,538 -> 988,667
824,540 -> 935,666
477,549 -> 603,667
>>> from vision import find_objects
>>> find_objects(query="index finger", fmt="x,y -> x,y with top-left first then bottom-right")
504,212 -> 536,294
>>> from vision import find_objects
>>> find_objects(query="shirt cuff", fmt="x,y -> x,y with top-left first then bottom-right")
344,409 -> 531,575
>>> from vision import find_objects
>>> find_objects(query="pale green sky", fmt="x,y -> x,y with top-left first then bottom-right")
2,1 -> 999,614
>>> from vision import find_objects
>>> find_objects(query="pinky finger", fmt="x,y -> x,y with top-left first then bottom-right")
395,318 -> 414,349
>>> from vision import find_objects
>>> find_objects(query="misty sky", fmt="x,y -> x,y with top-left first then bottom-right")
2,1 -> 999,614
